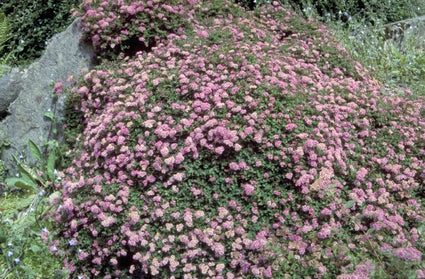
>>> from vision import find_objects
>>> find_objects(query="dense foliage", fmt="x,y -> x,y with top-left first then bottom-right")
271,0 -> 425,24
48,0 -> 425,278
0,0 -> 80,66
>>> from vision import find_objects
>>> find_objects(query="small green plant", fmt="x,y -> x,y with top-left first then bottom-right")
0,92 -> 67,278
0,140 -> 67,279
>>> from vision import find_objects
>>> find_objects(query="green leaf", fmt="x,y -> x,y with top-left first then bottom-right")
13,155 -> 37,185
5,177 -> 37,192
29,244 -> 41,253
418,224 -> 425,235
344,200 -> 356,209
17,164 -> 36,185
47,149 -> 56,181
28,139 -> 42,161
44,111 -> 55,121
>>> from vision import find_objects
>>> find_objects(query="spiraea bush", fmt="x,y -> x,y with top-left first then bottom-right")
72,0 -> 196,60
51,0 -> 425,278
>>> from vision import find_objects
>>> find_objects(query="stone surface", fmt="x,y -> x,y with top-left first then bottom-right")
382,15 -> 425,49
0,18 -> 95,174
0,68 -> 22,113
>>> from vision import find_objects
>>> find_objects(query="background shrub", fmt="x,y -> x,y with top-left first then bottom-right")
238,0 -> 425,24
285,0 -> 425,24
0,0 -> 80,67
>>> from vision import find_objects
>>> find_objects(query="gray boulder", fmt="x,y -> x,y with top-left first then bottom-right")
0,18 -> 95,174
0,68 -> 22,112
382,15 -> 425,50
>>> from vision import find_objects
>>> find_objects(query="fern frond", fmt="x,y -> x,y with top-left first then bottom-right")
0,13 -> 10,52
0,13 -> 11,76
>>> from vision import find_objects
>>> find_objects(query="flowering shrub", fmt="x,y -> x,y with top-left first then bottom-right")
52,0 -> 425,278
73,0 -> 197,58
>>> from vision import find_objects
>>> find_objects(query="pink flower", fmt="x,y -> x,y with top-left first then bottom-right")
164,156 -> 175,166
229,162 -> 240,171
218,207 -> 229,218
194,210 -> 205,218
110,258 -> 118,266
77,86 -> 89,95
99,19 -> 109,29
321,208 -> 332,216
254,133 -> 262,143
101,216 -> 115,227
215,146 -> 225,154
318,223 -> 332,239
295,173 -> 313,187
133,252 -> 142,261
92,257 -> 102,265
285,123 -> 297,131
128,211 -> 140,225
173,172 -> 184,182
160,147 -> 170,157
264,266 -> 273,278
53,81 -> 63,94
78,251 -> 89,261
356,167 -> 368,182
143,119 -> 156,128
416,270 -> 425,278
223,220 -> 234,230
175,153 -> 185,164
155,208 -> 164,218
393,247 -> 422,261
351,260 -> 375,278
126,5 -> 135,15
70,219 -> 78,230
196,29 -> 209,39
184,209 -> 193,227
212,242 -> 225,257
243,183 -> 255,196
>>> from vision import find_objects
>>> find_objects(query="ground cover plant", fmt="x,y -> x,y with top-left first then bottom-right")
46,0 -> 425,278
0,135 -> 70,278
0,189 -> 67,279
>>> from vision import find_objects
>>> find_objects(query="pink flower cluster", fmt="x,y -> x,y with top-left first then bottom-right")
74,0 -> 198,55
51,1 -> 425,278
